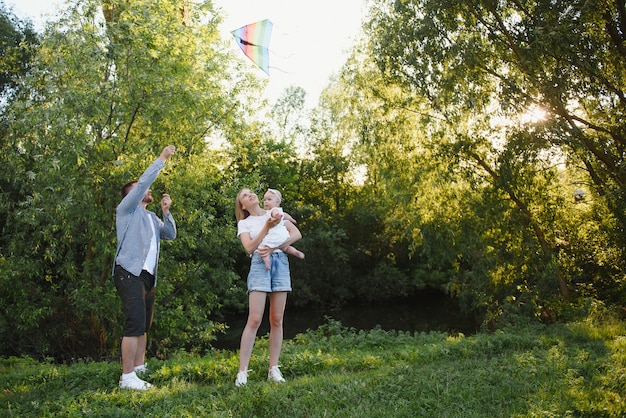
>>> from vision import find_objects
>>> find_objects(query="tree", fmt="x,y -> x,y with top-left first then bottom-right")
0,2 -> 38,101
365,0 -> 626,318
0,3 -> 39,251
0,0 -> 256,359
269,85 -> 308,146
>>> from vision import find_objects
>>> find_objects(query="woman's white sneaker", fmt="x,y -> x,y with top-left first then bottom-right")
267,366 -> 285,383
235,370 -> 249,387
119,374 -> 153,390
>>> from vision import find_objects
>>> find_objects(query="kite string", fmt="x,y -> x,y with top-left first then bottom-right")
268,65 -> 293,74
266,22 -> 296,70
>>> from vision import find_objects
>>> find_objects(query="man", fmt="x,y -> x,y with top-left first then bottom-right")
113,145 -> 176,390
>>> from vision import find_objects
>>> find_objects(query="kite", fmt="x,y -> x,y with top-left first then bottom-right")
231,19 -> 273,76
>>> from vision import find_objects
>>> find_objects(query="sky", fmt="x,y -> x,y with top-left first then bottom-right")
6,0 -> 366,107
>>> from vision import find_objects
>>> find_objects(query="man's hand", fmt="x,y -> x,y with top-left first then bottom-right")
159,145 -> 176,161
161,193 -> 172,215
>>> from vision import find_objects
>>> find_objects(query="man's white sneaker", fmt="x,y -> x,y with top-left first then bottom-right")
119,374 -> 153,390
134,364 -> 148,376
267,366 -> 285,383
235,370 -> 249,387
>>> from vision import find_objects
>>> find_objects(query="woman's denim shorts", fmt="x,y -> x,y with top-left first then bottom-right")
247,251 -> 292,293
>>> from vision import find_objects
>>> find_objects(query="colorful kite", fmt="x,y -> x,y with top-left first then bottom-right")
231,19 -> 273,75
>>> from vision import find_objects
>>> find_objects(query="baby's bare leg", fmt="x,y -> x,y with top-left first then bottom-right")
283,245 -> 305,259
262,255 -> 271,270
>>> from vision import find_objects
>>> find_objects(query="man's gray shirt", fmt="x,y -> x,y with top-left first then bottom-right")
113,158 -> 176,282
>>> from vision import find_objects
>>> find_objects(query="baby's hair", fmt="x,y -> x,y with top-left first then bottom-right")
267,188 -> 282,204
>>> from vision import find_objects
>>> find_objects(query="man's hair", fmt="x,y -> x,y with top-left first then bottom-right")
120,181 -> 138,198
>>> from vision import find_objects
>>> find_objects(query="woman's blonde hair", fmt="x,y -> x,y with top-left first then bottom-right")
235,189 -> 251,222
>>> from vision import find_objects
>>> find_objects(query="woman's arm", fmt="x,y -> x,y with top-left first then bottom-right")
280,220 -> 302,248
261,221 -> 302,257
253,220 -> 301,258
239,217 -> 280,254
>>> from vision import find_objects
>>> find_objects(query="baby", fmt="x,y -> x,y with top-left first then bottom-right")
259,188 -> 305,270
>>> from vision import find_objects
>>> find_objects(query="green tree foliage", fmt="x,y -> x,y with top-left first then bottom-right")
269,85 -> 308,146
364,0 -> 626,320
305,47 -> 474,304
0,3 -> 38,254
4,0 -> 626,361
0,1 -> 38,100
0,0 -> 257,360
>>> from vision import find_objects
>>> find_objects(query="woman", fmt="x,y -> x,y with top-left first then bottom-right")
234,188 -> 302,387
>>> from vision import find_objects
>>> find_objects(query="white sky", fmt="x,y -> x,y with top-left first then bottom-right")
6,0 -> 366,107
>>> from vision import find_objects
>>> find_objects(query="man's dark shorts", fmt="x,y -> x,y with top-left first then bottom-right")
114,265 -> 156,337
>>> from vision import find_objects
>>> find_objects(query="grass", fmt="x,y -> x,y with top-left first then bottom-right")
1,316 -> 626,417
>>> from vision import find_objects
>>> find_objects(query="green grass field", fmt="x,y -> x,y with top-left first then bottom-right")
2,315 -> 625,417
